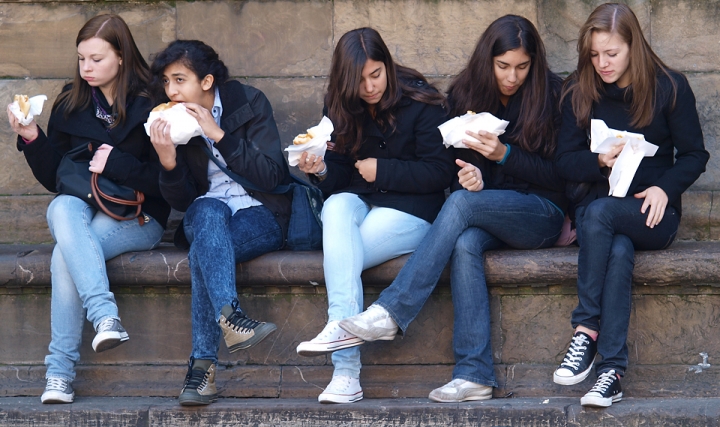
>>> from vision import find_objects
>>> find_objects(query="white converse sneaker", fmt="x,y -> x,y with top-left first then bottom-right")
338,304 -> 398,342
428,378 -> 493,403
318,375 -> 363,403
296,321 -> 364,357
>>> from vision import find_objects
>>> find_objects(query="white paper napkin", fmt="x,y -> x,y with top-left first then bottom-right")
285,116 -> 333,167
144,103 -> 203,145
438,112 -> 509,149
10,95 -> 47,126
590,119 -> 659,197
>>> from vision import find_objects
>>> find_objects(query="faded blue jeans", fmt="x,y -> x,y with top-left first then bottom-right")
183,198 -> 283,362
374,189 -> 564,386
45,195 -> 164,381
572,196 -> 679,376
322,193 -> 431,379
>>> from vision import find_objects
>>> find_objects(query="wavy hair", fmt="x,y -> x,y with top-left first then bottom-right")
55,14 -> 150,127
325,27 -> 446,156
562,3 -> 677,129
447,15 -> 559,158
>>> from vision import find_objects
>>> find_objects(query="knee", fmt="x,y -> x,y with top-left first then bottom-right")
609,235 -> 634,265
47,195 -> 90,226
454,229 -> 482,257
579,199 -> 615,233
321,193 -> 361,223
187,198 -> 229,224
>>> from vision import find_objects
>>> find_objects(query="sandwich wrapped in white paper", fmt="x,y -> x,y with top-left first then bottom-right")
144,103 -> 203,145
10,95 -> 48,126
438,111 -> 509,149
590,119 -> 659,197
285,116 -> 334,167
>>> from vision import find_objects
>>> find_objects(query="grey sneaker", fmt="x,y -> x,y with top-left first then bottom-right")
178,358 -> 218,406
219,300 -> 277,352
41,377 -> 74,404
92,318 -> 129,353
339,304 -> 398,342
428,378 -> 493,403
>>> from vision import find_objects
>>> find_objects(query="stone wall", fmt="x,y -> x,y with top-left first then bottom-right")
0,0 -> 718,243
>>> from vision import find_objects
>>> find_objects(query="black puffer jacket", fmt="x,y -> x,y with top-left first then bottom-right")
158,80 -> 292,248
17,85 -> 170,227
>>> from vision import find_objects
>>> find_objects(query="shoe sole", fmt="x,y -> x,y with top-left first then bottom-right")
580,392 -> 622,408
428,392 -> 492,403
318,392 -> 363,404
338,320 -> 397,342
92,332 -> 129,353
553,362 -> 594,386
227,323 -> 277,353
297,337 -> 365,357
178,394 -> 218,406
41,391 -> 74,404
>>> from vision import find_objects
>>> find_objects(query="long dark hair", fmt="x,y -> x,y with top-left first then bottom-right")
447,15 -> 559,158
55,14 -> 150,127
563,3 -> 676,129
325,28 -> 446,156
149,40 -> 230,103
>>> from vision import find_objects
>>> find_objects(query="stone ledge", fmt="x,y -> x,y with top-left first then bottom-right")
1,396 -> 719,427
2,241 -> 720,291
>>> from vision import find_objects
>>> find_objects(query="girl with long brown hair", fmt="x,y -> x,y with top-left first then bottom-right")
340,15 -> 568,403
294,27 -> 455,403
6,14 -> 169,404
552,3 -> 708,408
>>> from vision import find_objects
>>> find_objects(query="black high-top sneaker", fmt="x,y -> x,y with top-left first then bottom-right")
219,300 -> 277,352
581,370 -> 623,407
553,331 -> 597,385
178,358 -> 218,406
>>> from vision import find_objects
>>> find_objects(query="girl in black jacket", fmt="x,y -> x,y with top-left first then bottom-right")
148,40 -> 291,406
339,16 -> 567,403
294,28 -> 455,403
7,15 -> 169,404
552,4 -> 708,408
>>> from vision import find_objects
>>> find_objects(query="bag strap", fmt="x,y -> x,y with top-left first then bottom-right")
90,173 -> 145,224
201,144 -> 311,194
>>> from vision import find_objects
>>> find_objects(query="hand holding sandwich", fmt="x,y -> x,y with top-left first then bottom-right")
6,104 -> 39,142
184,103 -> 224,143
149,118 -> 178,171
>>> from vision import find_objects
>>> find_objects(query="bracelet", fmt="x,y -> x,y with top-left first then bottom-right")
315,165 -> 328,177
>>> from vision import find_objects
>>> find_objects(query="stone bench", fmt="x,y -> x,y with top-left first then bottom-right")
1,242 -> 719,400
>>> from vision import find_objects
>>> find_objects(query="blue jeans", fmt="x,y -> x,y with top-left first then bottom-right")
322,193 -> 431,378
45,195 -> 164,381
184,198 -> 283,362
374,190 -> 564,386
572,196 -> 679,376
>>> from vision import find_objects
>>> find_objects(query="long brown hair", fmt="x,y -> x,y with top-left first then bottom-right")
325,27 -> 446,156
55,14 -> 150,127
447,15 -> 559,158
563,3 -> 677,129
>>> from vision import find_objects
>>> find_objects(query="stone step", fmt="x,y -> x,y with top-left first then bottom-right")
1,397 -> 719,427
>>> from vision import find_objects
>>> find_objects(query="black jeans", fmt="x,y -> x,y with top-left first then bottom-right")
571,196 -> 679,376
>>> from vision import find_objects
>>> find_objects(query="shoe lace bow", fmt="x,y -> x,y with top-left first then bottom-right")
225,300 -> 260,332
560,334 -> 589,369
588,371 -> 616,394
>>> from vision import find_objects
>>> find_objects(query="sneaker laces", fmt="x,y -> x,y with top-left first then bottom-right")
560,334 -> 590,369
326,375 -> 353,393
588,371 -> 616,394
225,300 -> 261,332
46,377 -> 68,391
96,318 -> 116,333
183,359 -> 209,390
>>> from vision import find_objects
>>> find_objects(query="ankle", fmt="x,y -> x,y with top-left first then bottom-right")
575,326 -> 598,341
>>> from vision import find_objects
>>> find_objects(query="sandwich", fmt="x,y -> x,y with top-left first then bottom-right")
14,95 -> 30,118
293,130 -> 315,145
152,101 -> 179,113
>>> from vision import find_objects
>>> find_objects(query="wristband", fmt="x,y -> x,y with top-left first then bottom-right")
496,143 -> 511,165
315,164 -> 328,177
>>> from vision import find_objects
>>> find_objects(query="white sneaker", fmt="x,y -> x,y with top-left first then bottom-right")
296,321 -> 364,357
338,304 -> 398,342
318,375 -> 363,403
428,378 -> 493,403
41,377 -> 75,404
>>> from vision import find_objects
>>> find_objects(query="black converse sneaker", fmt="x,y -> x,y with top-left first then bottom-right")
553,331 -> 597,385
581,370 -> 623,407
178,358 -> 218,406
219,300 -> 277,353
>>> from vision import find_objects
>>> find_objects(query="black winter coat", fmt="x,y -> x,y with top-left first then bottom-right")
452,75 -> 568,213
17,86 -> 170,227
555,71 -> 709,215
158,80 -> 292,248
315,95 -> 455,224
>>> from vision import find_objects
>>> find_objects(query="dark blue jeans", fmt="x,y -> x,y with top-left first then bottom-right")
571,196 -> 679,376
184,198 -> 283,362
375,189 -> 564,386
